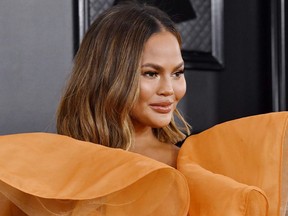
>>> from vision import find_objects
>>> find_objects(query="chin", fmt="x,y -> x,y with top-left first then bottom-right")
152,114 -> 173,127
150,119 -> 172,128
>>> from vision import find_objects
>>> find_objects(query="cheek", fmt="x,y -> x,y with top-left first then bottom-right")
130,81 -> 156,122
138,80 -> 156,102
174,79 -> 186,101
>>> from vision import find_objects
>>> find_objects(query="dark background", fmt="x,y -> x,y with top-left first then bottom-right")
218,0 -> 272,123
178,0 -> 274,133
0,0 -> 285,135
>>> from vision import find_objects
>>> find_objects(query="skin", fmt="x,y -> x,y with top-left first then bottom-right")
130,30 -> 186,168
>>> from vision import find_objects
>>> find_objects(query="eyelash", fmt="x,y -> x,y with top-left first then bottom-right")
142,70 -> 185,78
173,70 -> 185,77
143,71 -> 158,78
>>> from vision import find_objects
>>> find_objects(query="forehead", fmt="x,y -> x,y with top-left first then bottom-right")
141,31 -> 182,64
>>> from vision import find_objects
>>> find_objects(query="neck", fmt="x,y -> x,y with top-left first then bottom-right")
132,126 -> 158,149
131,126 -> 179,168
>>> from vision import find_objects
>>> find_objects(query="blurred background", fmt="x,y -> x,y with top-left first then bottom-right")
0,0 -> 286,135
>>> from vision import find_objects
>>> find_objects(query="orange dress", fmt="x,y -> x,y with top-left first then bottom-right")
178,111 -> 288,216
0,112 -> 287,215
0,133 -> 189,215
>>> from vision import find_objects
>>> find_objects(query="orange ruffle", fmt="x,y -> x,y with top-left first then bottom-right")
178,111 -> 288,216
0,133 -> 189,215
1,112 -> 287,215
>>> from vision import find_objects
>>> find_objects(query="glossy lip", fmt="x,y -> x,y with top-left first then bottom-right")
149,101 -> 174,114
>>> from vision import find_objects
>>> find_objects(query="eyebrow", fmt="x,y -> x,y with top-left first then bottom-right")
141,62 -> 184,71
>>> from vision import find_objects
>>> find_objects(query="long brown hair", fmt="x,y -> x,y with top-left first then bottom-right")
57,3 -> 190,149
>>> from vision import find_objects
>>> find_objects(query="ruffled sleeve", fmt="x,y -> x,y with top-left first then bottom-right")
177,112 -> 288,216
0,133 -> 189,216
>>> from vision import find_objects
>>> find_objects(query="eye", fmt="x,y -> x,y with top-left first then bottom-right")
172,70 -> 185,78
142,71 -> 158,78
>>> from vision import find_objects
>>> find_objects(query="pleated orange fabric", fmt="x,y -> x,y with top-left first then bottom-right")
0,112 -> 287,215
178,111 -> 288,216
0,133 -> 189,215
178,157 -> 268,216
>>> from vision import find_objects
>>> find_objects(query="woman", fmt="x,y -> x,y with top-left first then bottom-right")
57,2 -> 190,167
0,3 -> 191,215
0,4 -> 271,215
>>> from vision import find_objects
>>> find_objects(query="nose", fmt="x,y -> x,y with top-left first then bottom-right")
157,76 -> 174,96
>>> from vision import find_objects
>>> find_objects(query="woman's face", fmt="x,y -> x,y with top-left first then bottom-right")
131,31 -> 186,130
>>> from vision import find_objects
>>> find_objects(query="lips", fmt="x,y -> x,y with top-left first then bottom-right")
149,101 -> 173,114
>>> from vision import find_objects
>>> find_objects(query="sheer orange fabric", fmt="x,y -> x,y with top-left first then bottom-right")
0,112 -> 287,215
0,133 -> 189,215
178,111 -> 288,216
